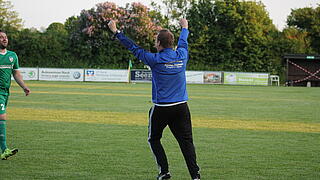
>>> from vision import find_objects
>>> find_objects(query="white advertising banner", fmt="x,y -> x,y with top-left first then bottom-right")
224,72 -> 269,86
85,69 -> 129,82
39,68 -> 84,81
12,68 -> 38,80
186,71 -> 204,84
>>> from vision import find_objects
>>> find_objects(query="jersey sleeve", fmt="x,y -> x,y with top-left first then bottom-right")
13,53 -> 19,69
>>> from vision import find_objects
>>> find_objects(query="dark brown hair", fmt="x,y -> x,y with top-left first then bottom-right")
157,29 -> 174,48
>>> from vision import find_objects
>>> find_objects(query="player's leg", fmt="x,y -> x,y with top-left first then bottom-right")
148,105 -> 171,179
168,103 -> 200,179
0,114 -> 7,153
0,94 -> 18,160
0,94 -> 8,153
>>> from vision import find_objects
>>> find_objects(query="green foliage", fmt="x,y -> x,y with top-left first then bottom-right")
66,2 -> 162,69
287,5 -> 320,53
0,0 -> 23,30
186,0 -> 280,74
3,0 -> 319,75
149,1 -> 170,28
281,27 -> 313,54
155,0 -> 192,28
10,23 -> 78,68
10,29 -> 43,67
6,2 -> 162,69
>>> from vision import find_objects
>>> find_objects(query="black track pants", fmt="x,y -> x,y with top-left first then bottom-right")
148,102 -> 200,178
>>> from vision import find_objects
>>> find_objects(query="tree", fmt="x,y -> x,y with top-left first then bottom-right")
10,23 -> 77,68
10,28 -> 44,67
186,0 -> 280,73
0,0 -> 23,30
68,2 -> 162,68
281,27 -> 312,54
152,0 -> 192,29
287,5 -> 320,53
41,23 -> 74,67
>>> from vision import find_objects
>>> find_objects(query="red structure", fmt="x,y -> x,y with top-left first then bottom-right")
284,54 -> 320,87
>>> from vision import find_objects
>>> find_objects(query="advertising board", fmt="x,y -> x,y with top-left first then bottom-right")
224,72 -> 269,85
39,68 -> 84,81
85,69 -> 128,82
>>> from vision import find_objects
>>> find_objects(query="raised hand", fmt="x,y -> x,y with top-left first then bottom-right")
179,18 -> 188,29
108,20 -> 118,34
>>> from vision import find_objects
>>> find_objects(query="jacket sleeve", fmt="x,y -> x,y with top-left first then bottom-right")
115,32 -> 157,67
176,28 -> 189,60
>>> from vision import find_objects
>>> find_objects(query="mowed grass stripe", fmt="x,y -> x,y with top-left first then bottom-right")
10,90 -> 315,103
8,107 -> 320,133
10,99 -> 312,123
12,82 -> 150,91
11,90 -> 151,98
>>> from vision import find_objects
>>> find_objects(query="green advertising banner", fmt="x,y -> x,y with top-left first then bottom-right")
224,72 -> 269,86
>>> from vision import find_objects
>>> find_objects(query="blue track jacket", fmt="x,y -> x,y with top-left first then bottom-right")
116,28 -> 189,104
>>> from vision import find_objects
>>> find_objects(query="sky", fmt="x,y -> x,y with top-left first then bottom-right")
9,0 -> 319,30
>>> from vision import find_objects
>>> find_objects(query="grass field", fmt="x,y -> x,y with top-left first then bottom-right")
0,81 -> 319,180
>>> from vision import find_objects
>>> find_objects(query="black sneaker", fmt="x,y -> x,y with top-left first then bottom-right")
157,172 -> 171,180
192,173 -> 200,180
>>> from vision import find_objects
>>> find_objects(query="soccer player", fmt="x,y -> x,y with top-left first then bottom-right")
0,30 -> 31,160
108,19 -> 200,180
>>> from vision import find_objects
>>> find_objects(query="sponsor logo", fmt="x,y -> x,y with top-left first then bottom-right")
86,70 -> 95,76
0,65 -> 13,69
204,72 -> 221,83
131,70 -> 152,81
73,72 -> 81,79
28,71 -> 36,78
226,74 -> 236,82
